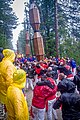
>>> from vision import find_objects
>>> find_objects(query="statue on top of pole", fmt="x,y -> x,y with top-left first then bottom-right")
29,0 -> 44,61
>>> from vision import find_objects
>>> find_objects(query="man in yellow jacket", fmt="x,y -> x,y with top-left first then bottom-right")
6,69 -> 29,120
0,49 -> 17,104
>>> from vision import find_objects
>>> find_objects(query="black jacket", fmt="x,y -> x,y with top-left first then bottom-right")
57,78 -> 76,94
27,67 -> 35,79
53,92 -> 80,120
36,80 -> 54,89
73,73 -> 80,92
57,65 -> 72,76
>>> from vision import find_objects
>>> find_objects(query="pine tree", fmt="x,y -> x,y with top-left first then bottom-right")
0,0 -> 18,49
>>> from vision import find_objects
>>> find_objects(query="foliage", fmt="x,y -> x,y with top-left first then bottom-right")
0,0 -> 18,49
30,0 -> 80,64
18,30 -> 26,55
17,0 -> 80,64
60,38 -> 80,65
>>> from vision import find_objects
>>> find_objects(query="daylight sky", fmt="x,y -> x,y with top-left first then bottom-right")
11,0 -> 29,50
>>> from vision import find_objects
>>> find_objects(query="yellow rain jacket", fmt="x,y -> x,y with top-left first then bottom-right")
0,49 -> 16,104
6,69 -> 29,120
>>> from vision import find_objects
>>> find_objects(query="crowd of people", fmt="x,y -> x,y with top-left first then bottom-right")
0,48 -> 80,120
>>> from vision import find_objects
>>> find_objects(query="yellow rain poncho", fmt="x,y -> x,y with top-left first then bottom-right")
0,49 -> 16,104
6,69 -> 29,120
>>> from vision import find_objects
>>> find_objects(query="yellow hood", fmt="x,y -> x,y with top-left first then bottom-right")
3,49 -> 15,62
13,69 -> 26,89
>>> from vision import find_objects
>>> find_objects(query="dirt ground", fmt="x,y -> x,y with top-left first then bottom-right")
25,89 -> 63,120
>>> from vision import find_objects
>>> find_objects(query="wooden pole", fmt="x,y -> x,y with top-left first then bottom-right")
29,2 -> 44,61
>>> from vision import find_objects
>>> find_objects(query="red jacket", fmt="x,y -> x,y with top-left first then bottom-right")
40,63 -> 48,69
46,77 -> 57,100
35,67 -> 43,78
45,77 -> 57,111
32,85 -> 55,109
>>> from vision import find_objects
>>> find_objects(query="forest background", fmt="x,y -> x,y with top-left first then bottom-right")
0,0 -> 80,64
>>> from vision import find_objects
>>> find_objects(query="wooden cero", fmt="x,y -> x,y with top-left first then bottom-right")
29,3 -> 44,61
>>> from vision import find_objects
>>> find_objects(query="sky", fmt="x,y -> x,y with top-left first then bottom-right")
11,0 -> 29,50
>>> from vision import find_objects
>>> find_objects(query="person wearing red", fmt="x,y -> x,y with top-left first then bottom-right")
58,59 -> 74,80
31,75 -> 56,120
34,63 -> 44,85
40,61 -> 48,70
46,72 -> 58,120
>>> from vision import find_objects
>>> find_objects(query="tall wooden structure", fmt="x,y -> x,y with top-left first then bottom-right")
25,31 -> 30,56
24,6 -> 30,56
29,2 -> 44,61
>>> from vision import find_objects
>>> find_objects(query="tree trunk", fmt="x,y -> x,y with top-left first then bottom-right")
54,0 -> 59,58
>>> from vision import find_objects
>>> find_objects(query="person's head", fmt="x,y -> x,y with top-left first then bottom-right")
58,80 -> 76,94
76,66 -> 80,73
48,67 -> 52,71
41,74 -> 47,81
58,73 -> 65,80
60,59 -> 66,66
46,71 -> 52,77
3,49 -> 15,62
67,81 -> 76,93
0,47 -> 4,53
36,63 -> 40,68
13,69 -> 26,89
0,47 -> 4,62
28,64 -> 32,69
0,53 -> 4,62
